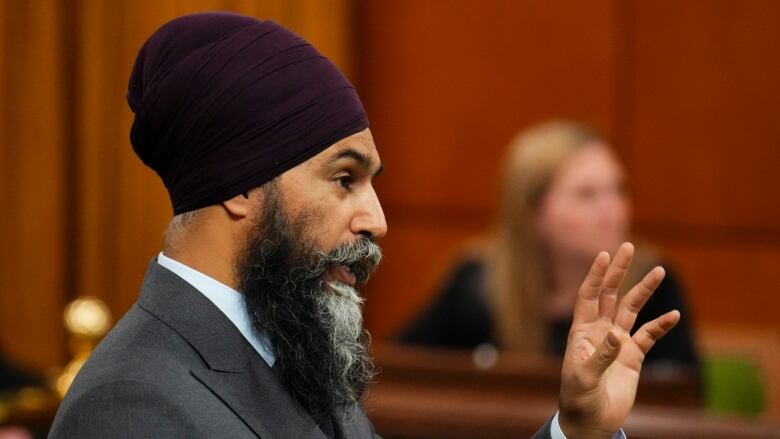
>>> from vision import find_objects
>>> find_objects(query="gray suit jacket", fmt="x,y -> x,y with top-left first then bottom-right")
49,259 -> 553,438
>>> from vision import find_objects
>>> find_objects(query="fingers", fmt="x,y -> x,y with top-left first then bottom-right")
572,251 -> 610,325
598,242 -> 635,321
614,266 -> 666,332
632,310 -> 681,355
572,243 -> 636,326
585,331 -> 622,378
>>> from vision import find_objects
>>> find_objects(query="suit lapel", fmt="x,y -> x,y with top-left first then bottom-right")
191,367 -> 325,438
137,259 -> 326,439
333,406 -> 376,439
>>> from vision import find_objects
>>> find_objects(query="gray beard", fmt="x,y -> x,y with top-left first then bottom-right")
237,183 -> 381,421
318,281 -> 368,405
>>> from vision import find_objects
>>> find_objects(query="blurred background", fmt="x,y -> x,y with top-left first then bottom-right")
1,0 -> 779,437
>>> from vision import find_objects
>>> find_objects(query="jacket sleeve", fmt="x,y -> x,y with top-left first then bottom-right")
531,416 -> 554,439
48,380 -> 195,438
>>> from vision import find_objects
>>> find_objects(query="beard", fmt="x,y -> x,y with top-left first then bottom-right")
236,182 -> 382,421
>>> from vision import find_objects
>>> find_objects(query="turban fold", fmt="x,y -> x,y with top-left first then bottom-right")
127,12 -> 369,214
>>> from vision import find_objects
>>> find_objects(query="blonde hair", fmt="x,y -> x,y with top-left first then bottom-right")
488,120 -> 602,353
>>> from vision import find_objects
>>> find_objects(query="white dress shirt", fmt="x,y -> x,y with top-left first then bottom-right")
157,252 -> 275,367
551,412 -> 626,439
156,252 -> 624,439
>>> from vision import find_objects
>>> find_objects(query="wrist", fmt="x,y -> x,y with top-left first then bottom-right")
558,411 -> 613,439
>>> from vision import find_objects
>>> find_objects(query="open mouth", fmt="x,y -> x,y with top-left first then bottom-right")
327,264 -> 357,287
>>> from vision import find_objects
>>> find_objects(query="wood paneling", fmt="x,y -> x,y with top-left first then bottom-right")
359,0 -> 780,344
0,0 -> 69,369
630,0 -> 780,230
655,240 -> 780,329
629,0 -> 780,331
360,0 -> 620,212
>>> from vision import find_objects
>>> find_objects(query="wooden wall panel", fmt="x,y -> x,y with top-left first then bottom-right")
658,241 -> 780,329
629,0 -> 780,230
360,0 -> 623,338
359,0 -> 780,342
0,1 -> 69,369
628,1 -> 780,333
361,0 -> 620,212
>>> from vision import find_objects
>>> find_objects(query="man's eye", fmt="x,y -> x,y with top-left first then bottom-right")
336,174 -> 354,190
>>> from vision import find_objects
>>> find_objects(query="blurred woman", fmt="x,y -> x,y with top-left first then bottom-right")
399,120 -> 698,366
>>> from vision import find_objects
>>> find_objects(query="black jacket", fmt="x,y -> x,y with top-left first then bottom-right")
399,257 -> 699,367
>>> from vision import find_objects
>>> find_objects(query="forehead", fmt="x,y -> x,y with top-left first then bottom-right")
305,128 -> 381,171
557,143 -> 622,182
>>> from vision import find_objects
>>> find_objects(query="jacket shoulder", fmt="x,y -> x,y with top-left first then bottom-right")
48,378 -> 196,438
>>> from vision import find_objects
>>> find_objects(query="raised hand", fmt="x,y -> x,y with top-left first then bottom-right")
558,242 -> 681,438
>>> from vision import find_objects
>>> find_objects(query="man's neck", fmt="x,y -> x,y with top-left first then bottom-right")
163,205 -> 246,290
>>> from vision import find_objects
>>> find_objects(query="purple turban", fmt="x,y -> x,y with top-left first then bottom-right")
127,12 -> 369,214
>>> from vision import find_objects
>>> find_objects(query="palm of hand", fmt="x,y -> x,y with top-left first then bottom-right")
558,243 -> 680,438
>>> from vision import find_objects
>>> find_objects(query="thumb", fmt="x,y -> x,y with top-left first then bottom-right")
586,331 -> 621,377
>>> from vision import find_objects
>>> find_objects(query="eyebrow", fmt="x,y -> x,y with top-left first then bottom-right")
329,148 -> 384,178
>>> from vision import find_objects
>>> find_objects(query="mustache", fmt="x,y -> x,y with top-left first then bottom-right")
315,238 -> 382,286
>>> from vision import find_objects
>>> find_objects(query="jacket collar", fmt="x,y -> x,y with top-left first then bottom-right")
137,258 -> 327,438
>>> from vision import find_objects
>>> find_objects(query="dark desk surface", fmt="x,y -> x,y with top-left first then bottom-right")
366,344 -> 780,439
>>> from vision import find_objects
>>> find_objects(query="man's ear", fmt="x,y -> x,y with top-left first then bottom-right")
222,191 -> 254,219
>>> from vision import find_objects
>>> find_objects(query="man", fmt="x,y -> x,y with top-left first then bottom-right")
49,12 -> 679,439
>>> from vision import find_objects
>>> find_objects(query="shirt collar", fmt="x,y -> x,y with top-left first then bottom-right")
156,252 -> 275,367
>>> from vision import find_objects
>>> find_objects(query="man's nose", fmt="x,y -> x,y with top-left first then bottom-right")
351,187 -> 387,240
